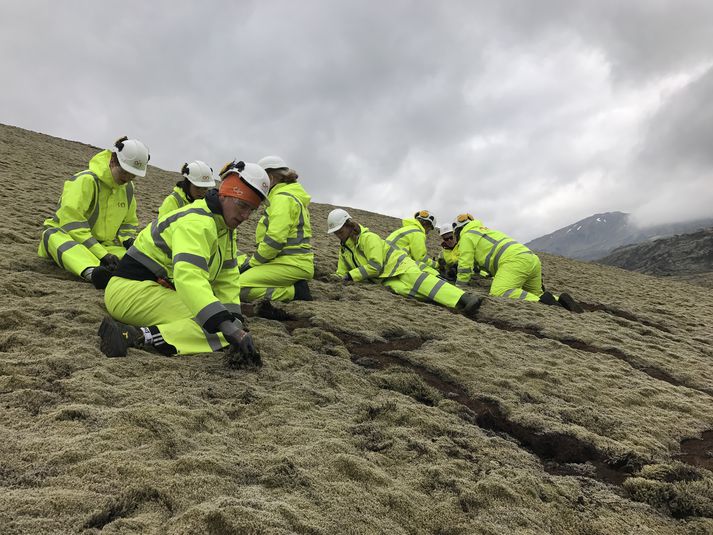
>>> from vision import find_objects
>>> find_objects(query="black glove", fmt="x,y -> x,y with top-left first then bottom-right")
122,238 -> 135,249
445,267 -> 457,282
342,273 -> 352,282
221,319 -> 261,368
238,259 -> 252,274
100,253 -> 120,271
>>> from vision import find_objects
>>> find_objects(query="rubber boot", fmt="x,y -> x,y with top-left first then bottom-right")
558,293 -> 584,314
293,279 -> 313,301
539,291 -> 558,306
456,293 -> 483,318
98,317 -> 144,357
255,299 -> 291,321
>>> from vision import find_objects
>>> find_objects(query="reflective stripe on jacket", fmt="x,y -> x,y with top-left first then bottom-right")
157,185 -> 190,219
456,219 -> 531,283
42,149 -> 138,259
126,198 -> 241,333
336,225 -> 416,282
250,182 -> 313,267
385,218 -> 438,270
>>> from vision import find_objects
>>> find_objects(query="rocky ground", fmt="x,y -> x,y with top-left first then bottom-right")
1,123 -> 712,534
599,228 -> 713,285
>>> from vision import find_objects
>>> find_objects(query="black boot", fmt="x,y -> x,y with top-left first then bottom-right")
456,293 -> 483,318
255,299 -> 291,321
558,293 -> 584,314
293,279 -> 313,301
539,291 -> 558,306
98,317 -> 143,357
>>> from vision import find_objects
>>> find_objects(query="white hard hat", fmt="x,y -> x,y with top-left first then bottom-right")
452,213 -> 475,230
439,223 -> 454,237
414,209 -> 436,228
241,163 -> 270,199
327,208 -> 351,234
182,160 -> 216,188
258,155 -> 288,171
112,136 -> 150,177
219,160 -> 270,200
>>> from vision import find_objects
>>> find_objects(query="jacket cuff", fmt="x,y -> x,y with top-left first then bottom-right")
197,301 -> 232,334
203,310 -> 233,334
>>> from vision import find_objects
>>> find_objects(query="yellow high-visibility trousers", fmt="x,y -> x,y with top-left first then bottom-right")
381,267 -> 464,308
38,227 -> 126,277
489,252 -> 542,302
238,257 -> 313,302
104,276 -> 229,355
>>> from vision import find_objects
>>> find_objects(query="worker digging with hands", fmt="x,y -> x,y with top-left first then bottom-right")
327,209 -> 482,316
157,160 -> 216,218
237,155 -> 314,303
98,161 -> 270,363
436,223 -> 459,281
385,210 -> 440,275
38,136 -> 149,289
452,213 -> 583,312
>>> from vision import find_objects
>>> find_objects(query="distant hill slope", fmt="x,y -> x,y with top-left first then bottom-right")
2,123 -> 713,533
599,228 -> 713,277
526,211 -> 713,260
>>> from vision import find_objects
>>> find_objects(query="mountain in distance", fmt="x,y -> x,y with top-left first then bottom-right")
598,228 -> 713,287
526,211 -> 713,260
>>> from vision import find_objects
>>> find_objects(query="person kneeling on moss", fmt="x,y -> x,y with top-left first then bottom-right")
38,136 -> 149,289
326,208 -> 482,316
452,213 -> 583,312
98,161 -> 270,361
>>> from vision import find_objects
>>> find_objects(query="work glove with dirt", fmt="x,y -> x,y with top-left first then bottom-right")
220,319 -> 262,368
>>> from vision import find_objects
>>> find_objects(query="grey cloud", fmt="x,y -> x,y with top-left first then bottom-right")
638,66 -> 713,170
626,66 -> 713,226
1,0 -> 712,242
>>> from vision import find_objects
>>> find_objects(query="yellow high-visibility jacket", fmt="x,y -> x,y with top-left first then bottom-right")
40,149 -> 138,259
337,225 -> 416,281
157,184 -> 191,219
438,243 -> 459,268
456,219 -> 531,284
249,182 -> 313,271
385,218 -> 438,270
125,196 -> 242,333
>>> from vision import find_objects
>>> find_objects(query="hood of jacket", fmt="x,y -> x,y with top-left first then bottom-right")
269,182 -> 311,207
401,218 -> 426,233
89,149 -> 123,189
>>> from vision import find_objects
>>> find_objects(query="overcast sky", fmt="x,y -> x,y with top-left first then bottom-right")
2,0 -> 712,241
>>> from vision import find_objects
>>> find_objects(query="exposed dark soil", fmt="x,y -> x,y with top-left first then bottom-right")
244,299 -> 313,332
676,431 -> 713,472
84,486 -> 174,529
328,331 -> 639,488
579,302 -> 673,334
